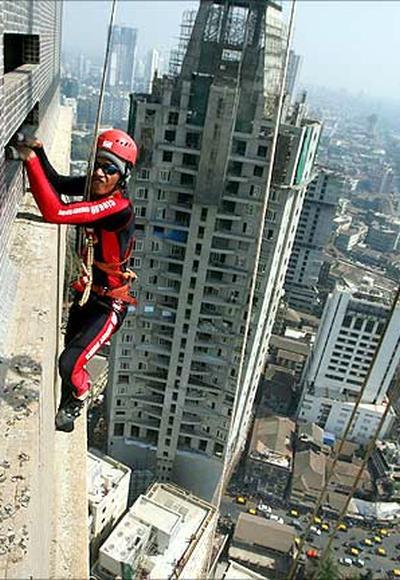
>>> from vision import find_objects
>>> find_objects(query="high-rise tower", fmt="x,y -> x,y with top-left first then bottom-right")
107,25 -> 138,91
108,0 -> 321,500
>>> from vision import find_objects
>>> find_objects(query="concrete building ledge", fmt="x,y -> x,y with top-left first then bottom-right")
0,106 -> 88,579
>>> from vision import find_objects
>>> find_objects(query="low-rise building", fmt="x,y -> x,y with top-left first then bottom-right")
335,222 -> 368,252
88,449 -> 131,557
328,457 -> 373,498
268,335 -> 310,381
97,482 -> 217,579
370,441 -> 400,500
245,416 -> 295,500
290,449 -> 326,508
229,514 -> 296,578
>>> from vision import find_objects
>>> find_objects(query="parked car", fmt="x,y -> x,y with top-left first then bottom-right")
354,558 -> 365,568
339,557 -> 353,567
236,496 -> 246,505
247,507 -> 257,516
306,549 -> 318,559
258,503 -> 271,513
310,525 -> 322,536
270,514 -> 284,524
363,538 -> 373,547
376,547 -> 386,557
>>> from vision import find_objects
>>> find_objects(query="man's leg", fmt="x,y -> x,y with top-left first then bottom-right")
56,299 -> 126,431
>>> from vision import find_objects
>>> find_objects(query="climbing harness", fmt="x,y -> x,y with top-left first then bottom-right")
77,0 -> 118,306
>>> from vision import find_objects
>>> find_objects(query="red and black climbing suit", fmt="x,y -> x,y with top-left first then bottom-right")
25,149 -> 135,404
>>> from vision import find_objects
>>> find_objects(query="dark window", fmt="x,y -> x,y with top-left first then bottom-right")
186,132 -> 201,149
182,153 -> 198,168
354,318 -> 363,330
181,173 -> 194,186
199,440 -> 207,452
233,140 -> 246,155
130,425 -> 139,437
201,208 -> 208,221
164,129 -> 176,143
114,423 -> 124,436
162,150 -> 173,162
254,165 -> 264,177
168,111 -> 179,125
343,315 -> 352,328
4,33 -> 40,74
257,145 -> 268,157
365,320 -> 375,333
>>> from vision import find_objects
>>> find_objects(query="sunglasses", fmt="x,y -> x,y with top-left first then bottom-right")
94,160 -> 121,176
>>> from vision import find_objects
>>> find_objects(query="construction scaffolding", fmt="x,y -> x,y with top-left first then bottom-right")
169,10 -> 197,77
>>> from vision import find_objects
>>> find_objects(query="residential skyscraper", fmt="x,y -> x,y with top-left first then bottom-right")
285,49 -> 302,99
144,48 -> 160,93
284,168 -> 345,314
107,25 -> 138,91
298,287 -> 399,443
108,0 -> 320,500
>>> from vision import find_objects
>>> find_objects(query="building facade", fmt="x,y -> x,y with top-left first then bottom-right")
284,167 -> 344,313
107,25 -> 138,91
107,0 -> 320,499
96,482 -> 217,579
0,0 -> 63,353
298,287 -> 399,443
88,449 -> 131,558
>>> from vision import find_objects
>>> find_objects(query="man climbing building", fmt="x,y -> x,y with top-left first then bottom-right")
16,129 -> 138,432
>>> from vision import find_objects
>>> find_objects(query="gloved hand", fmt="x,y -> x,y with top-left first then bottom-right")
6,133 -> 41,161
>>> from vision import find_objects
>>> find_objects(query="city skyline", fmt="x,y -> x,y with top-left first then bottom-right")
62,0 -> 400,101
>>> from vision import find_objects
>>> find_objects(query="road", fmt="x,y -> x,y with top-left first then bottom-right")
221,494 -> 400,578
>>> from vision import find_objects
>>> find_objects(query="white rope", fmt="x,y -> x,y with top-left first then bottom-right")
78,0 -> 118,306
210,0 -> 297,519
287,284 -> 400,579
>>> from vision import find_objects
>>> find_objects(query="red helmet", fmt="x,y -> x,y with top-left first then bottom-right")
97,129 -> 138,166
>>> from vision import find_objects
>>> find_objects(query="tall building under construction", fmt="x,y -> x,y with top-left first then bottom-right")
107,0 -> 321,500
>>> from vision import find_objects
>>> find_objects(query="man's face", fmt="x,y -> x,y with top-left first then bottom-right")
91,156 -> 121,196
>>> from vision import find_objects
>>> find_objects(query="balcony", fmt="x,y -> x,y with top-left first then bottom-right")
136,343 -> 171,356
130,394 -> 164,407
130,416 -> 160,429
211,238 -> 236,254
188,376 -> 220,391
208,259 -> 247,276
130,370 -> 168,383
192,352 -> 229,367
181,412 -> 202,425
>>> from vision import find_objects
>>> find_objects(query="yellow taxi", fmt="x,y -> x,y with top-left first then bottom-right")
374,535 -> 382,544
321,523 -> 330,532
313,516 -> 322,525
247,507 -> 257,516
236,496 -> 246,505
350,547 -> 360,557
392,569 -> 400,578
337,523 -> 347,532
376,547 -> 386,557
379,528 -> 389,537
290,509 -> 299,518
294,536 -> 301,546
363,538 -> 373,547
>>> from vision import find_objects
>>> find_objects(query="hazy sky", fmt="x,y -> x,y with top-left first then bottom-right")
62,0 -> 399,100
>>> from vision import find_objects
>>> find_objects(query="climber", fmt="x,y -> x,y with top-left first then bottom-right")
16,129 -> 138,432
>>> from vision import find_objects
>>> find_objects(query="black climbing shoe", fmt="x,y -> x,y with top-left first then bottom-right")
55,396 -> 85,433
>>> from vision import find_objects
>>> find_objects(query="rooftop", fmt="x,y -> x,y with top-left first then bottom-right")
249,416 -> 295,469
87,449 -> 131,506
234,513 -> 295,554
99,482 -> 216,578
